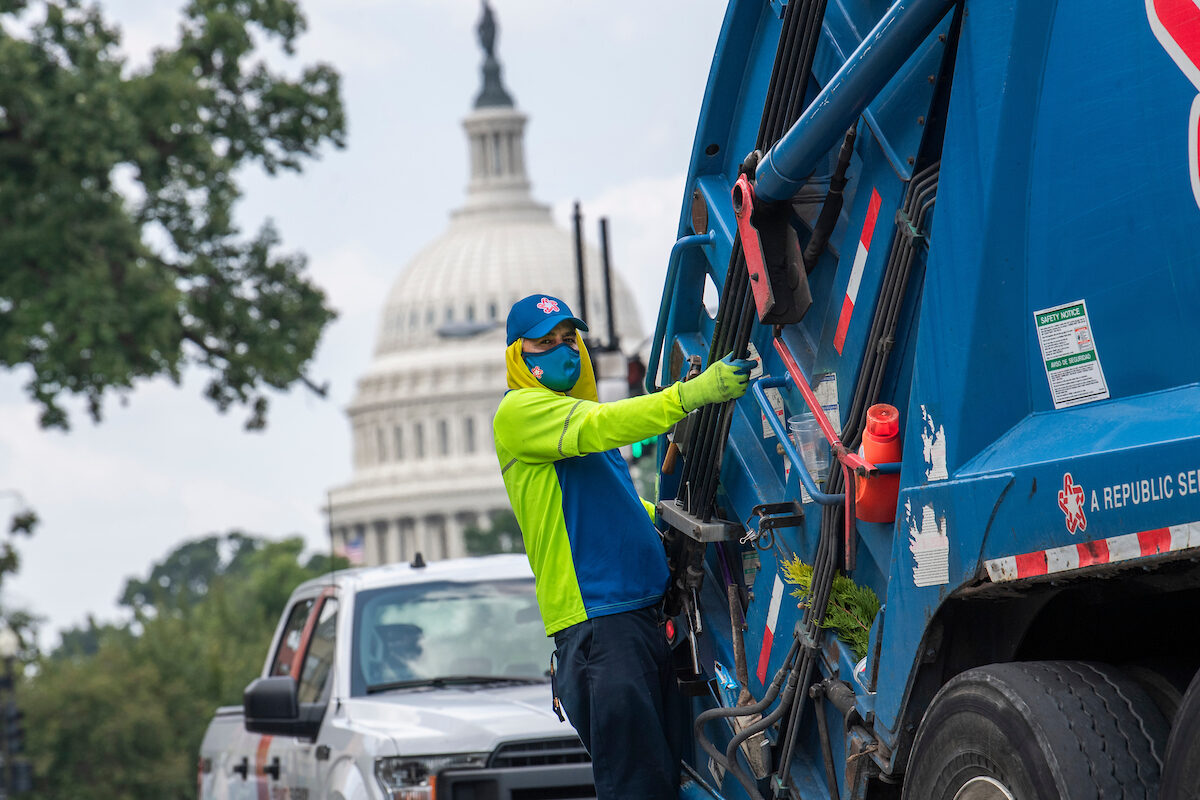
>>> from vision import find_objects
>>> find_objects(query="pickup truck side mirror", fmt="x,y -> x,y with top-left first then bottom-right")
243,676 -> 324,739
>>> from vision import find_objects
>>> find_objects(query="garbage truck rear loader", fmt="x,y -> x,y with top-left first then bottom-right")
650,1 -> 1200,798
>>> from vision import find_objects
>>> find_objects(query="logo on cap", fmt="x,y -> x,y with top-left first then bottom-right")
537,297 -> 560,314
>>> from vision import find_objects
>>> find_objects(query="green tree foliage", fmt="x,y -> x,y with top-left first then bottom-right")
0,0 -> 346,429
1,499 -> 37,589
1,495 -> 40,657
464,509 -> 525,556
118,530 -> 260,609
19,532 -> 346,799
50,614 -> 126,660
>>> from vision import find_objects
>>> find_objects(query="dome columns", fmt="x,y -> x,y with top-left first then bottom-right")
465,109 -> 528,187
460,106 -> 538,214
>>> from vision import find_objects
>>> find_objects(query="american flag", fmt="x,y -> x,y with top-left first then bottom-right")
337,535 -> 365,566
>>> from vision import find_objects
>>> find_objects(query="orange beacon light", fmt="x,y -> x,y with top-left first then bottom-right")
855,403 -> 902,523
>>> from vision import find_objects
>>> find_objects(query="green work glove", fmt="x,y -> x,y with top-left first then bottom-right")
677,353 -> 755,412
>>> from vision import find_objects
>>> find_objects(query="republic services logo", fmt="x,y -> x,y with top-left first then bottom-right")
1058,473 -> 1088,535
537,297 -> 560,314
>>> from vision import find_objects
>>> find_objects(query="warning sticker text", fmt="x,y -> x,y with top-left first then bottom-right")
1034,300 -> 1109,409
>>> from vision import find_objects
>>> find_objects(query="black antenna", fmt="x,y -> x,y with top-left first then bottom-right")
598,216 -> 618,352
572,200 -> 588,331
326,491 -> 338,583
324,493 -> 343,707
411,551 -> 426,569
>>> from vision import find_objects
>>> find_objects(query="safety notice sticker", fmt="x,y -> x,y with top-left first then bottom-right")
1033,300 -> 1109,409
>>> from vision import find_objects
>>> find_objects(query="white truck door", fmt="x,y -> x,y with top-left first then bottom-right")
239,593 -> 322,800
281,591 -> 340,797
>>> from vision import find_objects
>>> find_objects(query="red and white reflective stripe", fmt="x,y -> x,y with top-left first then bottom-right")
755,575 -> 785,684
255,735 -> 273,800
984,521 -> 1200,582
833,188 -> 883,355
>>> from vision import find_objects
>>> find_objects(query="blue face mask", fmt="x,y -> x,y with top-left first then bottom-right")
523,342 -> 581,392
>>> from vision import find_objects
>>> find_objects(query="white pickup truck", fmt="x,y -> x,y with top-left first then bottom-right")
197,553 -> 595,799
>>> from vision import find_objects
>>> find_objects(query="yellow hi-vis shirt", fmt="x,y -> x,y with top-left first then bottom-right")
493,339 -> 689,635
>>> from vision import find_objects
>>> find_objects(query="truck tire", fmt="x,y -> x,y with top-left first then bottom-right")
902,661 -> 1168,800
1160,666 -> 1200,800
1122,659 -> 1195,723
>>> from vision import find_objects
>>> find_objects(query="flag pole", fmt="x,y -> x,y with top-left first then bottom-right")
326,490 -> 338,582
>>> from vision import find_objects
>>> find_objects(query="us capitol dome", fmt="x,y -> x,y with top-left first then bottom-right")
327,3 -> 644,565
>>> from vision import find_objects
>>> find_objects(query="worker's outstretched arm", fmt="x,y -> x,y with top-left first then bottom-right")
495,354 -> 753,463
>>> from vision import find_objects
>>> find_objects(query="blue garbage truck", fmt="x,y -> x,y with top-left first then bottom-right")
650,1 -> 1200,798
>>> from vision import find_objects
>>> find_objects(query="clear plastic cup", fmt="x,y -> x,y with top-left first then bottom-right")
787,413 -> 829,481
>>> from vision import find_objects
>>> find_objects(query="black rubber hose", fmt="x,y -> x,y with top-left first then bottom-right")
693,636 -> 802,800
683,242 -> 746,507
725,667 -> 802,768
763,0 -> 814,146
841,165 -> 930,443
804,125 -> 857,269
775,526 -> 837,772
772,181 -> 942,789
685,2 -> 841,783
695,291 -> 756,519
843,165 -> 939,443
772,450 -> 843,776
696,730 -> 763,800
777,0 -> 827,142
694,645 -> 796,800
705,239 -> 745,368
694,662 -> 786,731
774,172 -> 941,790
687,0 -> 827,520
776,650 -> 821,777
758,0 -> 806,149
689,258 -> 749,516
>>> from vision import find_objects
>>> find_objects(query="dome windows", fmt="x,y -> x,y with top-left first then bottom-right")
464,417 -> 477,453
364,413 -> 489,467
413,422 -> 426,459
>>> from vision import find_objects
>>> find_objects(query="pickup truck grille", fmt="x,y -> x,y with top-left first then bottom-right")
488,738 -> 591,769
441,738 -> 594,800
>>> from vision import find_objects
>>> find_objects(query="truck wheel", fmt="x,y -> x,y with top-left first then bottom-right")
1160,666 -> 1200,799
1122,658 -> 1195,723
902,661 -> 1168,800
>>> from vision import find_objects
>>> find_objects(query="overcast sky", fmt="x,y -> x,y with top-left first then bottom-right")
0,0 -> 728,647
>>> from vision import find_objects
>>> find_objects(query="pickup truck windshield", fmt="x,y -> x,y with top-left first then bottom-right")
351,578 -> 552,697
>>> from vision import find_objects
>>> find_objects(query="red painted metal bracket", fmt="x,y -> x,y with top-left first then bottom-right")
733,173 -> 775,318
773,337 -> 876,477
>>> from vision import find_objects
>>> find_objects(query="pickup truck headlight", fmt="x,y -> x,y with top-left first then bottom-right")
374,753 -> 488,799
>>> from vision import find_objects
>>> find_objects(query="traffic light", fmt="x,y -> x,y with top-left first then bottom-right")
3,700 -> 24,755
630,436 -> 656,459
10,759 -> 33,793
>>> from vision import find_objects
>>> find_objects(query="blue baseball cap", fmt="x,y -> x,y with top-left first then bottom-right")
505,294 -> 588,345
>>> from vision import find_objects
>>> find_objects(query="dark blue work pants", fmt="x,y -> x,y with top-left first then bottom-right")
553,605 -> 685,800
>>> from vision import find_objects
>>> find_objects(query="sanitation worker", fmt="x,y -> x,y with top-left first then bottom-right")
493,293 -> 754,799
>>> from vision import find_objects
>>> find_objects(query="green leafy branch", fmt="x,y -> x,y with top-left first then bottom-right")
0,0 -> 344,430
780,555 -> 880,661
